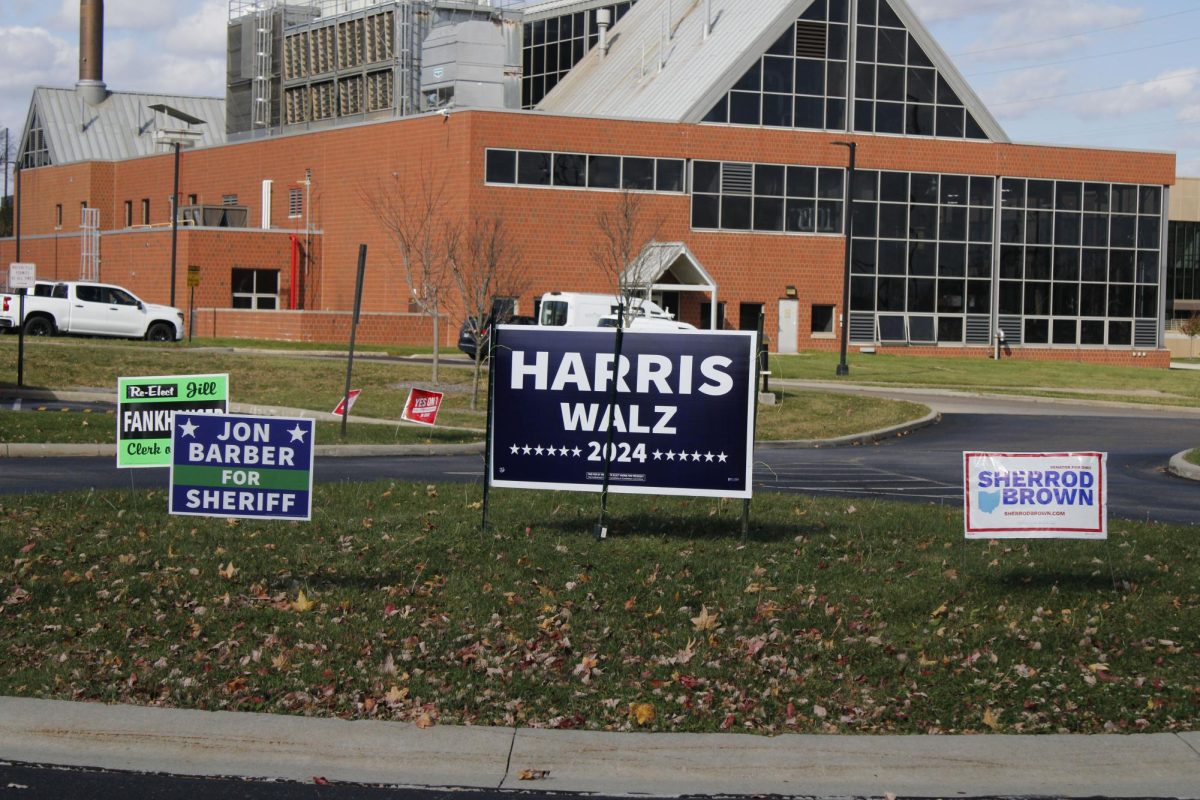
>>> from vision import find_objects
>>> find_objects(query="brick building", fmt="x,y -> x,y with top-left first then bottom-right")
2,0 -> 1178,366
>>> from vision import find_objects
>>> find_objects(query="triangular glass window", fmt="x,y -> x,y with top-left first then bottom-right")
21,109 -> 51,169
852,0 -> 989,140
703,0 -> 849,131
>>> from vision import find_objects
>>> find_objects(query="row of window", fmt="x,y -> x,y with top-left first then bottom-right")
484,148 -> 686,193
692,161 -> 846,234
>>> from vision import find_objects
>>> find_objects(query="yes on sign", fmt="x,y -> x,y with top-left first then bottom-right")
402,388 -> 443,426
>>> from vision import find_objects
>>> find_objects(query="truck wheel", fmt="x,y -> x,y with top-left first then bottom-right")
23,316 -> 54,337
146,322 -> 174,342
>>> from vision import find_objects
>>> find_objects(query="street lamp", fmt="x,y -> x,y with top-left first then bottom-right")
149,104 -> 204,308
831,140 -> 856,377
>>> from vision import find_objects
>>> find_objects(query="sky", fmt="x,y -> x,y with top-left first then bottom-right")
1,0 -> 1199,188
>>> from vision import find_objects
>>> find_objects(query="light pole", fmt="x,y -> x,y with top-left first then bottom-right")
831,140 -> 856,377
149,104 -> 204,308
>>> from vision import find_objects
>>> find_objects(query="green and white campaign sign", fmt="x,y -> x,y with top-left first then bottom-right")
117,374 -> 229,468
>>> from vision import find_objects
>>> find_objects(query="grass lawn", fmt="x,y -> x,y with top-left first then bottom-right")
1187,450 -> 1200,468
0,339 -> 928,444
772,351 -> 1200,408
1,484 -> 1195,735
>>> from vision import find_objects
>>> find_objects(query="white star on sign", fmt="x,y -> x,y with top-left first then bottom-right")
510,444 -> 520,454
522,445 -> 532,455
559,446 -> 569,456
288,424 -> 308,443
666,451 -> 676,461
534,445 -> 545,455
718,452 -> 728,463
653,450 -> 663,460
571,447 -> 582,457
692,451 -> 702,461
705,452 -> 715,462
178,418 -> 198,438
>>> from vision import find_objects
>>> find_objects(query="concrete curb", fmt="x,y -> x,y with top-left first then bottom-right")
1,697 -> 1198,798
1168,450 -> 1200,481
757,409 -> 942,449
1,442 -> 486,459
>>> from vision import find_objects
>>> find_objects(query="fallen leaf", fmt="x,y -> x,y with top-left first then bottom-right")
982,708 -> 1001,730
629,703 -> 656,725
291,590 -> 315,613
385,685 -> 409,703
415,712 -> 435,728
691,605 -> 719,632
519,769 -> 551,781
218,561 -> 238,580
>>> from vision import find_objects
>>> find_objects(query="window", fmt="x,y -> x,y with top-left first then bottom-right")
141,199 -> 150,225
521,3 -> 636,107
848,169 -> 996,345
852,0 -> 989,139
812,304 -> 835,334
484,148 -> 686,194
231,269 -> 279,310
187,194 -> 198,206
222,194 -> 238,206
124,201 -> 133,228
55,204 -> 62,228
288,188 -> 303,219
704,1 -> 848,131
691,160 -> 843,234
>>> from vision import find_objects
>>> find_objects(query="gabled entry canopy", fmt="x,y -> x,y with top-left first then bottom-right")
623,241 -> 720,329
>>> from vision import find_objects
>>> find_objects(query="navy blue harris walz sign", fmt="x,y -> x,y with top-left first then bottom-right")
489,327 -> 757,499
169,413 -> 315,521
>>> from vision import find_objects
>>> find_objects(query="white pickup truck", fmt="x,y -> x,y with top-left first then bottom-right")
0,281 -> 185,341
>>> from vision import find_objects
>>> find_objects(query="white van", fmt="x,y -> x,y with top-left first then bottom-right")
537,292 -> 677,328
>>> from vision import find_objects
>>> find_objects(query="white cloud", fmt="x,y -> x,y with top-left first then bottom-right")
0,26 -> 75,135
979,68 -> 1071,119
908,0 -> 1012,24
965,1 -> 1142,62
55,0 -> 191,33
1071,68 -> 1198,119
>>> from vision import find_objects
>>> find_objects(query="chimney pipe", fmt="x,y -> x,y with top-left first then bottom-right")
78,0 -> 107,106
596,8 -> 612,56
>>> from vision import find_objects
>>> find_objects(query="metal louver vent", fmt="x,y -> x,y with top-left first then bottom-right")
997,316 -> 1022,345
721,163 -> 753,195
795,21 -> 826,59
965,315 -> 991,345
849,312 -> 876,344
1134,319 -> 1158,349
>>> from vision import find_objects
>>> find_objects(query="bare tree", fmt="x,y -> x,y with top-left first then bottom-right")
448,214 -> 528,410
591,189 -> 664,325
1,127 -> 15,238
1181,314 -> 1200,358
362,166 -> 454,383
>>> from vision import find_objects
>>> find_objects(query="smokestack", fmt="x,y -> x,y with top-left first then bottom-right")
78,0 -> 107,106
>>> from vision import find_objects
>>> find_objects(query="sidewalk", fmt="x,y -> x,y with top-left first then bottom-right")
1,697 -> 1197,797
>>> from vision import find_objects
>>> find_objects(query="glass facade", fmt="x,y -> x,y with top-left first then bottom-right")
998,179 -> 1161,347
1167,221 -> 1200,319
703,0 -> 848,130
522,3 -> 635,108
848,170 -> 995,344
702,0 -> 988,139
485,148 -> 686,194
691,161 -> 844,234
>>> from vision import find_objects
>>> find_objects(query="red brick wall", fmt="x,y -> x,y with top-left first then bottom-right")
191,308 -> 440,347
1,110 -> 1176,361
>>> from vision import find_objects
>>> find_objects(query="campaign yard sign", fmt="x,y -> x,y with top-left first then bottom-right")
489,326 -> 757,499
964,452 -> 1107,539
402,388 -> 444,426
332,389 -> 362,417
117,374 -> 228,468
169,413 -> 315,521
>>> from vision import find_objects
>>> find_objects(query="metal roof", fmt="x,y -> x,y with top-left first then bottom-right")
537,0 -> 810,120
26,87 -> 226,166
535,0 -> 1007,141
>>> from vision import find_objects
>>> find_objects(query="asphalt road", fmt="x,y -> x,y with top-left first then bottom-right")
1,412 -> 1196,525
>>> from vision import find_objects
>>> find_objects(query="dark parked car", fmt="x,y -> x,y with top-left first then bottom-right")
457,313 -> 536,360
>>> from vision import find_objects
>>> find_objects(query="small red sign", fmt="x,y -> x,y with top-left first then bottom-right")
402,388 -> 443,426
332,389 -> 362,417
